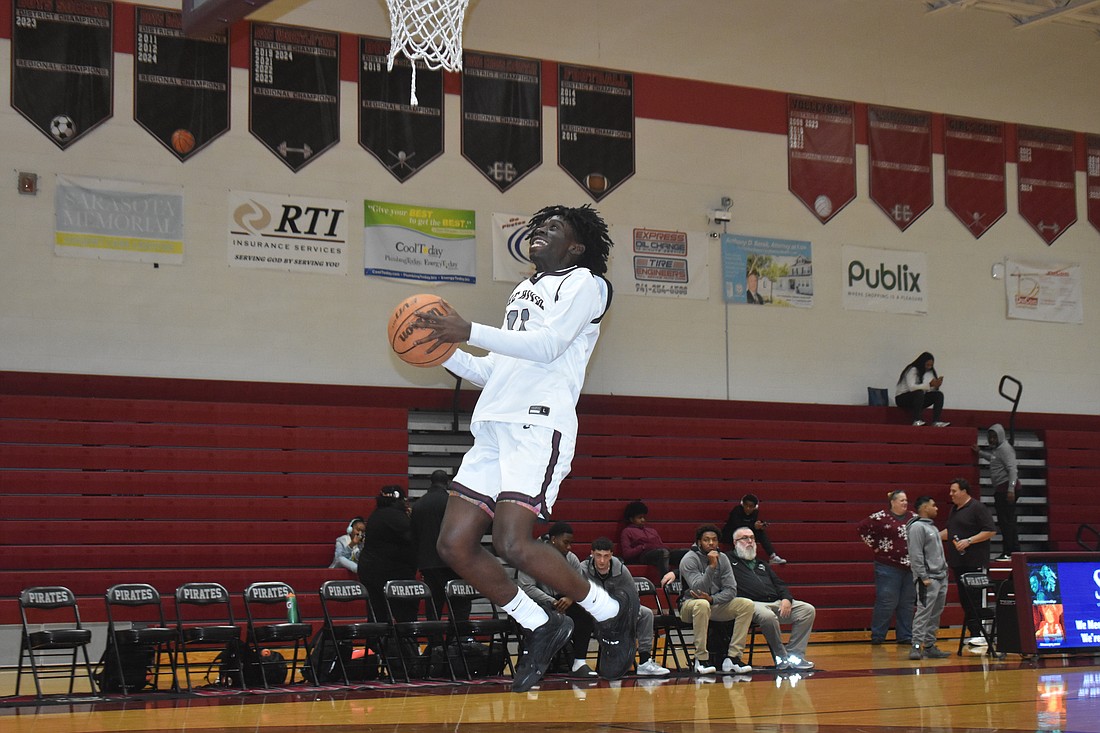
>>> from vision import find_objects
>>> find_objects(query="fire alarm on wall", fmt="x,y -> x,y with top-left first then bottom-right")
18,172 -> 38,195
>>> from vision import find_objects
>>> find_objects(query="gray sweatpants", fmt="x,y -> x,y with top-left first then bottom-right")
911,576 -> 948,648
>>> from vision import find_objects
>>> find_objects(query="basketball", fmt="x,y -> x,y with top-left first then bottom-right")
388,294 -> 458,368
172,129 -> 196,155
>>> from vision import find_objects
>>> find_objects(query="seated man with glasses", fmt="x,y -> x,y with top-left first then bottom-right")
728,528 -> 816,670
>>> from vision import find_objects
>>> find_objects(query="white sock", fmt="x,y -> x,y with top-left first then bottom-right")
577,580 -> 619,622
502,589 -> 550,631
572,659 -> 589,671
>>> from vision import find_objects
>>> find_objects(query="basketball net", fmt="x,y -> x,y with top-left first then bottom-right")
386,0 -> 470,106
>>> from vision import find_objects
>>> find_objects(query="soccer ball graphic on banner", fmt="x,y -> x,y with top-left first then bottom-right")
50,115 -> 76,142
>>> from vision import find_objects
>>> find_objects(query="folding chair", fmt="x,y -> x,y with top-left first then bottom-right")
317,579 -> 393,684
101,583 -> 178,694
15,586 -> 97,698
174,582 -> 242,691
656,579 -> 696,671
444,579 -> 516,678
243,582 -> 316,687
956,571 -> 999,657
383,579 -> 455,682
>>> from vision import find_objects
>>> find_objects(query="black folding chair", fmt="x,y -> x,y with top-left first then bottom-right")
174,582 -> 242,691
317,579 -> 393,684
101,583 -> 178,694
956,571 -> 1000,657
243,582 -> 316,687
657,579 -> 698,671
15,586 -> 97,698
384,579 -> 455,682
444,579 -> 516,678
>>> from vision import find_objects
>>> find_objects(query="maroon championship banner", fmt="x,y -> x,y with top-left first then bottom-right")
1087,134 -> 1100,235
461,51 -> 542,192
359,36 -> 444,183
1017,125 -> 1076,246
788,95 -> 856,224
867,106 -> 932,231
558,64 -> 634,202
943,116 -> 1006,239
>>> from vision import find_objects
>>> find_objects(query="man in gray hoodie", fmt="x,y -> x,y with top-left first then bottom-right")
906,496 -> 951,660
976,424 -> 1019,560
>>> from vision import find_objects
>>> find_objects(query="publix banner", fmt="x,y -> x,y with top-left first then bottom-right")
364,200 -> 476,283
842,244 -> 927,315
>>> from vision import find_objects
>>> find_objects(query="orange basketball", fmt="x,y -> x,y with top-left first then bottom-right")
388,294 -> 458,368
171,128 -> 196,155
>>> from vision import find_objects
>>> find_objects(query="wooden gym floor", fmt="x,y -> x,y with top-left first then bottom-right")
2,641 -> 1100,733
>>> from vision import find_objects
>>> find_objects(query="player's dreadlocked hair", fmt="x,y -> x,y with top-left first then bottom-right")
527,204 -> 614,275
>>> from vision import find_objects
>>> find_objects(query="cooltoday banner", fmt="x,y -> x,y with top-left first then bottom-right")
1004,259 -> 1082,325
364,200 -> 476,283
54,175 -> 183,265
228,191 -> 348,274
721,234 -> 813,308
612,225 -> 708,300
491,212 -> 535,283
842,244 -> 927,315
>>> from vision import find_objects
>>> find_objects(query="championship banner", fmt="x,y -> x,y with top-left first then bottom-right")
134,6 -> 229,162
364,200 -> 476,283
721,234 -> 813,308
1017,125 -> 1076,246
491,212 -> 535,283
250,22 -> 339,173
842,244 -> 926,315
868,106 -> 932,231
55,175 -> 183,265
558,64 -> 634,202
11,0 -> 113,149
1005,259 -> 1082,324
1087,134 -> 1100,235
788,95 -> 856,224
228,190 -> 348,275
607,225 -> 708,300
462,51 -> 542,192
359,36 -> 443,183
943,116 -> 1006,239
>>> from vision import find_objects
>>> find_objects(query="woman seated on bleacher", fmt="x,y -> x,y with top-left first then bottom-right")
330,516 -> 365,574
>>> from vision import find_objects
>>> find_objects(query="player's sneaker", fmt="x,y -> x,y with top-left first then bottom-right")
596,587 -> 638,680
511,613 -> 573,693
636,659 -> 670,676
721,656 -> 752,674
571,663 -> 596,678
923,645 -> 951,659
693,657 -> 717,675
908,644 -> 923,660
784,654 -> 814,670
769,554 -> 787,565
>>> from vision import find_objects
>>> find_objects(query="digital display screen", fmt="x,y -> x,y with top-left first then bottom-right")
1025,557 -> 1100,652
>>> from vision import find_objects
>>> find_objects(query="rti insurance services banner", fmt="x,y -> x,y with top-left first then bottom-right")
1005,259 -> 1082,324
842,244 -> 927,315
364,200 -> 476,283
228,190 -> 348,274
55,175 -> 183,265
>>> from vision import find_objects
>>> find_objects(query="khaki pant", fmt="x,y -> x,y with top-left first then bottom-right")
680,596 -> 755,661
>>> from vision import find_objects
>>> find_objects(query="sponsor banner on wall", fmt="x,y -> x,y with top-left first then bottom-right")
1005,259 -> 1082,324
842,245 -> 926,315
359,36 -> 444,183
491,212 -> 535,283
610,226 -> 708,300
250,22 -> 339,173
943,116 -> 1006,239
558,64 -> 634,201
1087,134 -> 1100,235
134,6 -> 230,162
228,191 -> 348,274
867,105 -> 933,231
364,200 -> 476,283
55,175 -> 183,265
721,234 -> 813,308
788,95 -> 856,224
12,0 -> 113,149
462,51 -> 542,192
1017,125 -> 1076,246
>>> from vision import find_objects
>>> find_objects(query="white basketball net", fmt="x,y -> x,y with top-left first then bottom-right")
386,0 -> 470,106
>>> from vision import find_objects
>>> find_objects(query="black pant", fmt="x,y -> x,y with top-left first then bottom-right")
994,487 -> 1019,555
895,390 -> 944,423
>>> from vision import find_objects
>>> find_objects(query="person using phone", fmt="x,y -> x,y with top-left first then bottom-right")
895,351 -> 949,427
330,516 -> 365,574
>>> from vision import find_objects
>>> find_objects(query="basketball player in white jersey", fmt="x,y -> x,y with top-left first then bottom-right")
414,204 -> 637,692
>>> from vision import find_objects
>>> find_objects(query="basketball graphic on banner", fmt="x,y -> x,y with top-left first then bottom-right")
172,129 -> 196,155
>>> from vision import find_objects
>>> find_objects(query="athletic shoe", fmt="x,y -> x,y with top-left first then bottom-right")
870,638 -> 885,645
511,612 -> 573,693
636,659 -> 670,677
933,421 -> 951,427
995,554 -> 1012,562
720,656 -> 752,674
693,657 -> 717,675
597,587 -> 639,680
784,654 -> 814,671
966,636 -> 988,647
570,663 -> 597,678
774,656 -> 791,670
769,553 -> 787,565
912,420 -> 926,426
908,645 -> 923,660
924,645 -> 951,659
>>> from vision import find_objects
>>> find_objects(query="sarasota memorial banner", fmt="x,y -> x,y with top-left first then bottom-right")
1005,259 -> 1082,324
842,245 -> 927,315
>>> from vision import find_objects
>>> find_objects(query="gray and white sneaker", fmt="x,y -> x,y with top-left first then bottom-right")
636,659 -> 670,676
784,654 -> 814,671
721,656 -> 752,674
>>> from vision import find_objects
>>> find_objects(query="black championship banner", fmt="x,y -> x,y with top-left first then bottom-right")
359,36 -> 443,183
250,22 -> 339,173
557,64 -> 634,202
943,116 -> 1006,239
868,105 -> 932,232
461,51 -> 541,192
1017,125 -> 1076,246
788,95 -> 855,224
11,0 -> 113,149
134,6 -> 229,162
1087,134 -> 1100,236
